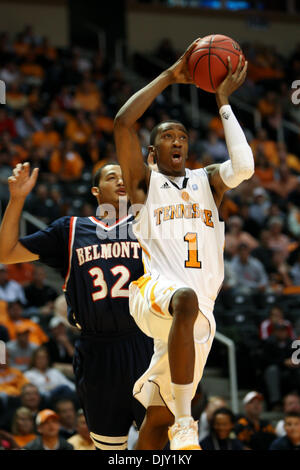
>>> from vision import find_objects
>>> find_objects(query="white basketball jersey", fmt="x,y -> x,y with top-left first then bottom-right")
133,168 -> 225,302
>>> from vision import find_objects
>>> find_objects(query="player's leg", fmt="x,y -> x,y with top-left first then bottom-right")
73,336 -> 131,450
135,405 -> 174,450
167,288 -> 209,450
129,276 -> 211,450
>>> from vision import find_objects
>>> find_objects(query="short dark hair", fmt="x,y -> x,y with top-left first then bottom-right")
284,411 -> 300,420
210,407 -> 236,428
149,120 -> 187,146
92,162 -> 119,187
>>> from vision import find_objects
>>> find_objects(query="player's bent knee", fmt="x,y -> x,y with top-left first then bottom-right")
170,288 -> 198,317
90,432 -> 128,450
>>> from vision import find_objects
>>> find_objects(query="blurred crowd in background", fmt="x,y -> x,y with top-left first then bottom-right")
0,25 -> 300,450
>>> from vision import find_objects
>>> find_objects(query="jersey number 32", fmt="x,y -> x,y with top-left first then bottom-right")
88,265 -> 130,301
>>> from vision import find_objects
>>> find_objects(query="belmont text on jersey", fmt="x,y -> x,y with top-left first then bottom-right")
76,241 -> 140,266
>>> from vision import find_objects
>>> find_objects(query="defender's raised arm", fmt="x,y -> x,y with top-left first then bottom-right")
0,162 -> 39,264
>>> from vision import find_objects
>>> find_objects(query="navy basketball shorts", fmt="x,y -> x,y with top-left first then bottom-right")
73,329 -> 153,450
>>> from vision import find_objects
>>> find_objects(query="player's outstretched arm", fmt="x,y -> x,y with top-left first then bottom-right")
207,56 -> 254,204
0,162 -> 39,264
114,40 -> 198,204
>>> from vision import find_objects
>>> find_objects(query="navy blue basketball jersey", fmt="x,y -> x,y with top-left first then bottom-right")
20,215 -> 144,334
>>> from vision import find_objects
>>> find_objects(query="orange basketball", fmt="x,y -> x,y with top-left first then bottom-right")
188,34 -> 245,93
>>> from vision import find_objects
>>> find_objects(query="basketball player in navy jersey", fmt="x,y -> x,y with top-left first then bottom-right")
0,161 -> 153,450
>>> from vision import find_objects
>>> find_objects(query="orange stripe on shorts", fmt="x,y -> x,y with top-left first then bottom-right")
150,282 -> 165,316
132,275 -> 151,298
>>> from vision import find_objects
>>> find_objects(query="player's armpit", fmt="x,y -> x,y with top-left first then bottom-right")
0,241 -> 39,264
114,120 -> 150,204
205,164 -> 230,208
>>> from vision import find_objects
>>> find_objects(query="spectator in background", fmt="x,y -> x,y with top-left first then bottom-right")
290,252 -> 300,286
65,110 -> 92,146
11,406 -> 37,447
270,412 -> 300,450
259,306 -> 294,341
264,164 -> 299,201
24,409 -> 73,450
275,393 -> 300,437
249,187 -> 271,227
0,350 -> 29,399
277,141 -> 300,175
287,204 -> 300,238
198,396 -> 228,442
239,204 -> 262,239
15,107 -> 42,139
267,217 -> 291,260
67,409 -> 95,450
268,249 -> 293,295
2,300 -> 48,345
27,183 -> 61,225
0,381 -> 47,434
254,152 -> 275,188
251,230 -> 274,274
230,243 -> 268,298
201,130 -> 228,164
250,128 -> 278,167
288,177 -> 300,209
0,62 -> 20,87
19,53 -> 45,86
6,262 -> 34,287
49,139 -> 84,182
44,317 -> 74,378
24,346 -> 76,403
0,264 -> 26,304
218,260 -> 237,310
31,117 -> 60,152
200,408 -> 244,450
218,192 -> 239,222
73,79 -> 101,113
6,81 -> 28,111
262,323 -> 300,409
6,324 -> 37,372
54,399 -> 77,440
0,109 -> 17,138
225,216 -> 258,258
24,265 -> 57,315
235,391 -> 276,450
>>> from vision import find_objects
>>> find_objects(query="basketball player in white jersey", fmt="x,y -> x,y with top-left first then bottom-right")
114,40 -> 253,450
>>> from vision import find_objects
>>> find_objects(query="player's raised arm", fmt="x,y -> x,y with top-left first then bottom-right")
207,56 -> 254,205
114,40 -> 198,204
0,162 -> 40,264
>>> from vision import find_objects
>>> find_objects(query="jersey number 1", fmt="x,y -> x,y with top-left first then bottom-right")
184,232 -> 202,269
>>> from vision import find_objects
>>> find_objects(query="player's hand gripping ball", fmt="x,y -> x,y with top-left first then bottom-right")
188,34 -> 245,93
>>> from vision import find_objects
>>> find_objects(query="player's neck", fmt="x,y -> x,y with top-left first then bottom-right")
159,168 -> 186,177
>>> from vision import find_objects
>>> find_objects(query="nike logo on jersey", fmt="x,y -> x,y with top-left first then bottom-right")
161,182 -> 170,189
